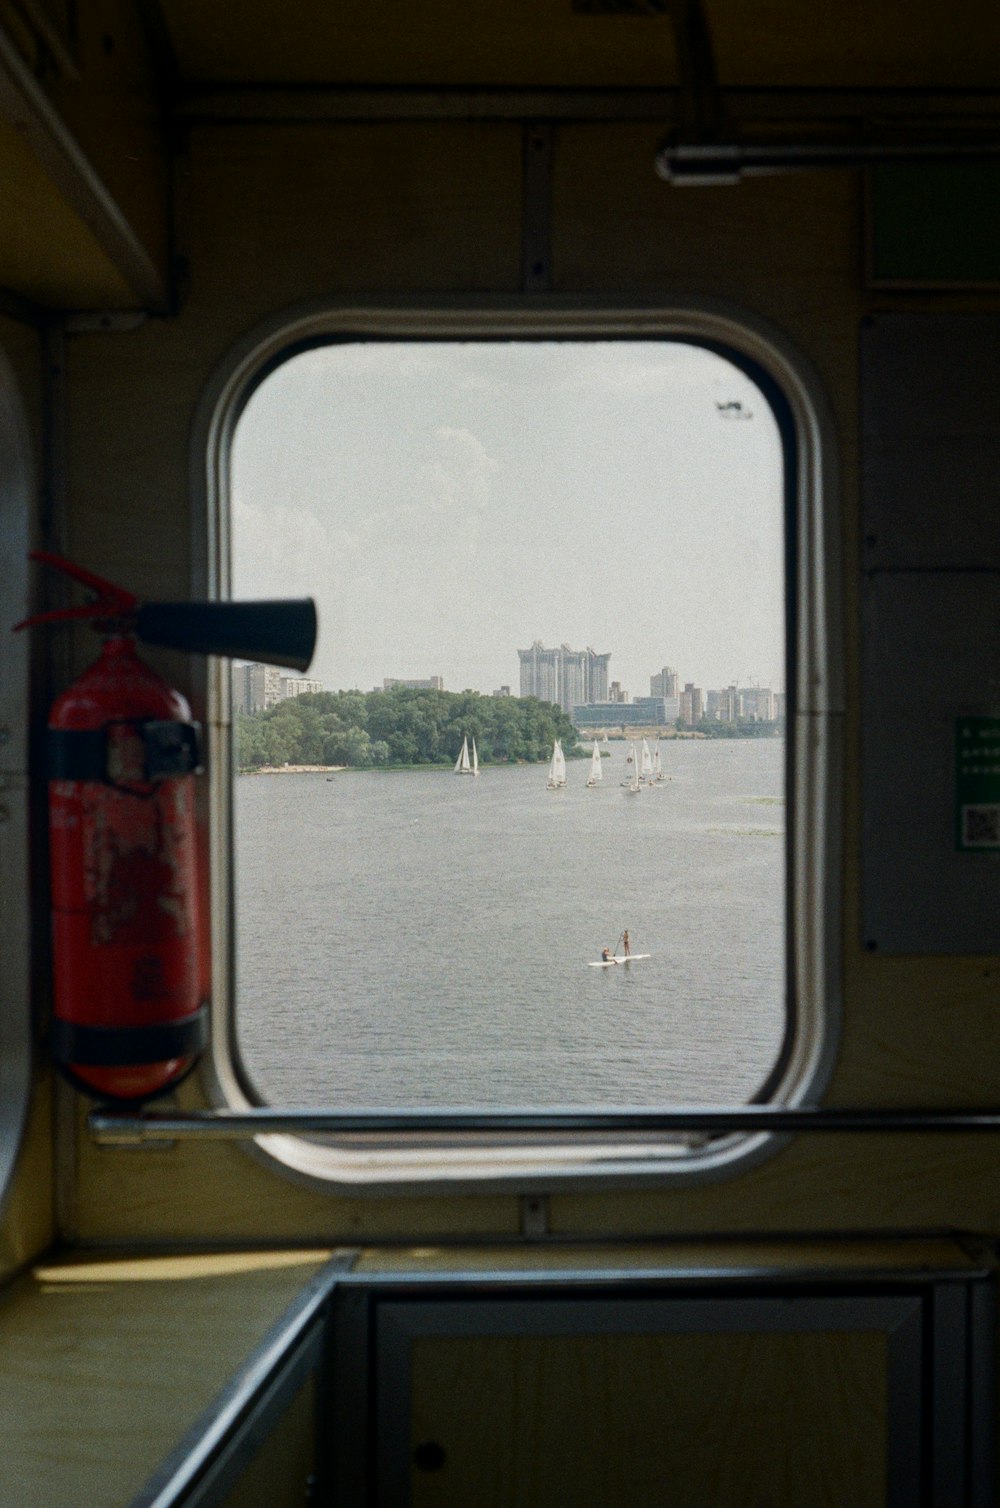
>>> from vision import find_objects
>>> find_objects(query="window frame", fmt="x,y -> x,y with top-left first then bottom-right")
194,298 -> 842,1191
0,345 -> 34,1210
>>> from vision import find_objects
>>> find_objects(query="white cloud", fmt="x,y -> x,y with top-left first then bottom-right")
231,340 -> 785,695
419,426 -> 498,517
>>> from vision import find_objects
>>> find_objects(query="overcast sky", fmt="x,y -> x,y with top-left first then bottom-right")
231,341 -> 784,698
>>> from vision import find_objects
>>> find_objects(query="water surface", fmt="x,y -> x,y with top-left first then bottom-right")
235,739 -> 785,1108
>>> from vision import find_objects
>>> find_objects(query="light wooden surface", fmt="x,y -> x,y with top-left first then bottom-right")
0,1248 -> 331,1508
352,1235 -> 988,1276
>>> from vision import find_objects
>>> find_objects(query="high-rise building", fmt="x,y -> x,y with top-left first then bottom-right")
716,685 -> 739,723
382,676 -> 444,691
233,663 -> 323,711
517,642 -> 610,715
679,682 -> 704,726
740,686 -> 776,722
650,666 -> 679,698
281,676 -> 324,699
233,662 -> 284,713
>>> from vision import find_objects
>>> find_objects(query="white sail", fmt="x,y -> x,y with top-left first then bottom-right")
623,742 -> 641,794
547,738 -> 567,788
653,740 -> 664,780
586,740 -> 602,786
454,736 -> 472,774
640,739 -> 654,782
471,738 -> 479,775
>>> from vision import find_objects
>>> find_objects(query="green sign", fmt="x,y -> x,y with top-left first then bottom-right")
956,716 -> 1000,850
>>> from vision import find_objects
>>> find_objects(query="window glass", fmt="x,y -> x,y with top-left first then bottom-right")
230,341 -> 786,1109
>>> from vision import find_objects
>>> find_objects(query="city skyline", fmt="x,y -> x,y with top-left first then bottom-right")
234,650 -> 782,712
231,341 -> 784,697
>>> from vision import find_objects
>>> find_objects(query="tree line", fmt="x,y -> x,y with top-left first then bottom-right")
234,687 -> 580,770
691,719 -> 784,738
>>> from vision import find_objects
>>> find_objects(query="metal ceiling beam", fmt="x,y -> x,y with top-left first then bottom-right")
0,21 -> 168,310
172,85 -> 1000,127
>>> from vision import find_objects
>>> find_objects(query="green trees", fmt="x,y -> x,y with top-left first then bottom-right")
234,688 -> 578,771
695,718 -> 784,739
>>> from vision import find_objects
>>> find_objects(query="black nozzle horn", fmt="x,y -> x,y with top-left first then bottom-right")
135,599 -> 317,672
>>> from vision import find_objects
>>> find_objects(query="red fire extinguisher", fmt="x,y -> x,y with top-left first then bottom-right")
16,551 -> 317,1103
18,555 -> 207,1100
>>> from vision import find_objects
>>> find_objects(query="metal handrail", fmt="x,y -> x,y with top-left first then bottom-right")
89,1104 -> 1000,1144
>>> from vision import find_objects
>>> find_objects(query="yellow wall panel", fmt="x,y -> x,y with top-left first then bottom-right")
0,116 -> 133,308
47,117 -> 1000,1244
45,0 -> 170,282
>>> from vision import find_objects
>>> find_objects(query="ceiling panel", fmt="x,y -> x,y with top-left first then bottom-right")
159,1 -> 1000,89
710,0 -> 1000,88
160,2 -> 679,87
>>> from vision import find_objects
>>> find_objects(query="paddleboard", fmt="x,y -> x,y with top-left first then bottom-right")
588,953 -> 651,967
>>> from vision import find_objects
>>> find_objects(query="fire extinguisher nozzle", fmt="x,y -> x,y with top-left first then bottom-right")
135,599 -> 317,671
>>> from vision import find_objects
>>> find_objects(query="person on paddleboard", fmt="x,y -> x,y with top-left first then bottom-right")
622,930 -> 631,956
601,947 -> 613,962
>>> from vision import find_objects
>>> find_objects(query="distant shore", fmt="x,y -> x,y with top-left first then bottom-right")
241,764 -> 346,775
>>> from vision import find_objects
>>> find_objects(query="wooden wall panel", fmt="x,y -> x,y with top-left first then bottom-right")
219,1378 -> 316,1508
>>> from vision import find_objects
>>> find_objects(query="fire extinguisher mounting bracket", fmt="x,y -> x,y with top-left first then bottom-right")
48,720 -> 204,786
51,1007 -> 208,1068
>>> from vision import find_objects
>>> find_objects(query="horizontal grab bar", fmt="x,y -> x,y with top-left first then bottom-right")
89,1105 -> 1000,1144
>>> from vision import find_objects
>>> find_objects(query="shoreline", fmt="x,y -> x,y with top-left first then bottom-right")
240,764 -> 347,775
236,738 -> 780,776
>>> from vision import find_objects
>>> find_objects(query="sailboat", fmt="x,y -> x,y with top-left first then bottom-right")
653,740 -> 665,781
454,736 -> 479,775
622,743 -> 641,794
586,740 -> 602,787
639,739 -> 654,784
547,738 -> 567,789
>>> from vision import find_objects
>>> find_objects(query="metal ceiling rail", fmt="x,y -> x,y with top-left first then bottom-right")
90,1105 -> 1000,1145
655,138 -> 1000,183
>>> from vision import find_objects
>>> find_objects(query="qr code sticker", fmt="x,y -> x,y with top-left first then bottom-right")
962,805 -> 1000,847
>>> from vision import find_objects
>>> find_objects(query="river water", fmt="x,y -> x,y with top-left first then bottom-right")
235,738 -> 785,1109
